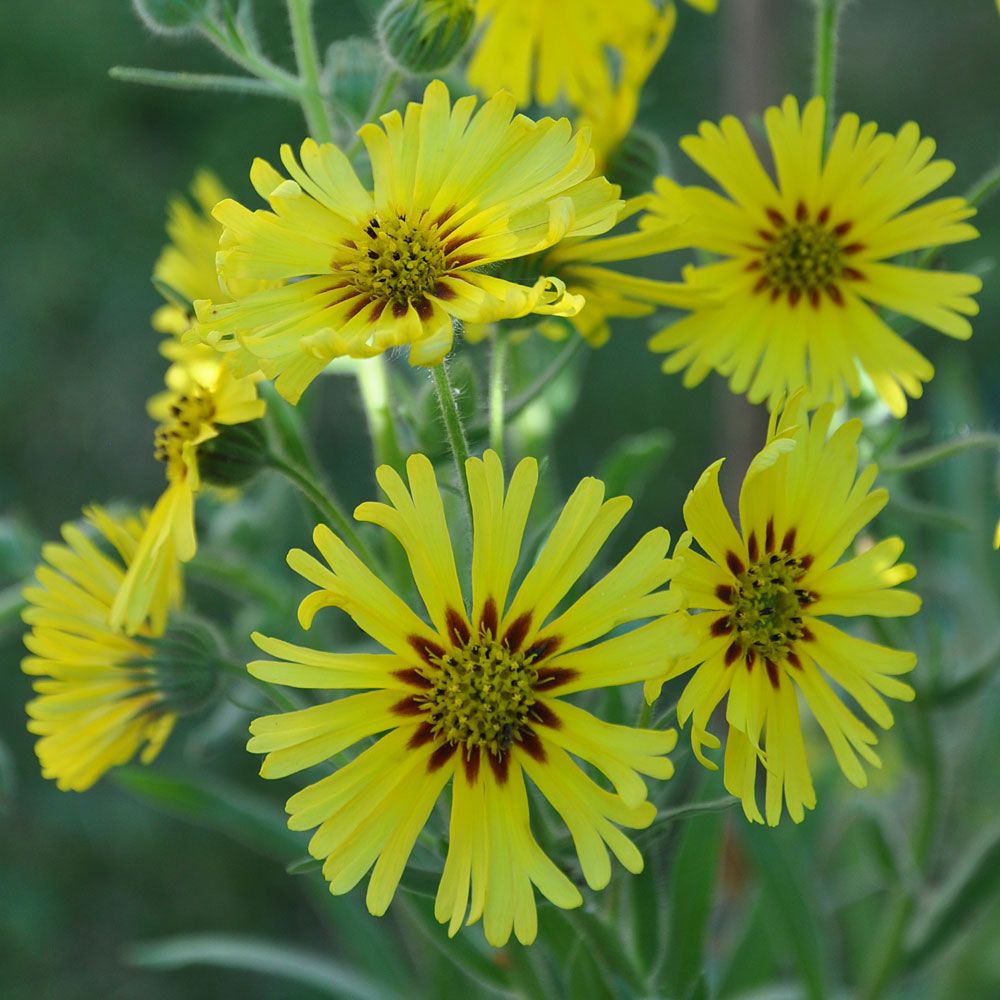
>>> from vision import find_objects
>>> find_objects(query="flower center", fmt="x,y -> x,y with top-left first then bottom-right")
423,638 -> 538,757
750,203 -> 865,307
761,221 -> 842,294
726,552 -> 811,662
153,388 -> 215,476
349,214 -> 447,308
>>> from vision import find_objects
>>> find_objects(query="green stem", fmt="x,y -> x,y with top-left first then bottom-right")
965,159 -> 1000,211
488,333 -> 509,460
266,453 -> 378,569
199,18 -> 301,95
216,660 -> 301,714
346,69 -> 402,156
286,0 -> 334,141
860,891 -> 914,1000
879,431 -> 1000,475
811,0 -> 842,151
468,336 -> 584,436
636,699 -> 653,729
431,364 -> 474,522
110,66 -> 292,99
356,357 -> 406,474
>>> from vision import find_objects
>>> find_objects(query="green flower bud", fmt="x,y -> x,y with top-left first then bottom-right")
197,420 -> 268,489
606,128 -> 670,200
149,617 -> 224,715
322,37 -> 387,123
131,0 -> 213,35
378,0 -> 475,75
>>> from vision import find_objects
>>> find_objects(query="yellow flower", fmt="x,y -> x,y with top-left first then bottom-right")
21,506 -> 182,791
193,80 -> 622,403
152,171 -> 231,338
646,96 -> 981,416
646,396 -> 920,826
247,451 -> 692,946
468,0 -> 706,111
110,359 -> 265,635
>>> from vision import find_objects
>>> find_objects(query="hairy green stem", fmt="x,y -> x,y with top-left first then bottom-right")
488,334 -> 509,460
812,0 -> 842,151
431,364 -> 474,522
286,0 -> 333,141
267,453 -> 377,569
468,336 -> 584,436
110,66 -> 291,98
356,357 -> 406,474
879,431 -> 1000,475
199,18 -> 301,95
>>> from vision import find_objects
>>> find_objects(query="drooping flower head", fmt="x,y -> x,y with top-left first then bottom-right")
193,80 -> 622,403
21,506 -> 196,791
646,395 -> 920,826
646,96 -> 981,416
247,451 -> 693,945
110,359 -> 265,635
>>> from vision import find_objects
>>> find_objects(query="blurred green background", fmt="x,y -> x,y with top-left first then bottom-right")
1,1 -> 998,997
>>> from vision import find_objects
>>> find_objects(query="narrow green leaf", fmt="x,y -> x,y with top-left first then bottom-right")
661,809 -> 724,998
741,825 -> 830,1000
598,430 -> 674,502
125,933 -> 399,1000
904,823 -> 1000,971
114,767 -> 301,861
110,66 -> 290,98
286,855 -> 323,875
397,895 -> 514,996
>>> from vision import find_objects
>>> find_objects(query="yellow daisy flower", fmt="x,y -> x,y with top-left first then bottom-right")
646,395 -> 921,826
193,80 -> 621,404
247,451 -> 692,945
110,359 -> 265,635
22,506 -> 184,791
646,96 -> 981,416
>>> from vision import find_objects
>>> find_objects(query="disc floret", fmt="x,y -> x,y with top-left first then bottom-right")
423,638 -> 539,757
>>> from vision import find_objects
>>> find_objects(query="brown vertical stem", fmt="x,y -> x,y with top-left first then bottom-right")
716,0 -> 781,503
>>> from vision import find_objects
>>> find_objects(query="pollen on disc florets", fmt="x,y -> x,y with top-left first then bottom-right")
725,551 -> 814,662
153,387 -> 215,475
762,220 -> 843,294
350,213 -> 447,308
424,639 -> 538,757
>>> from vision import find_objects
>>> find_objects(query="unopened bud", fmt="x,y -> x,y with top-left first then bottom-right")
378,0 -> 475,75
606,128 -> 670,200
198,421 -> 268,489
322,37 -> 387,123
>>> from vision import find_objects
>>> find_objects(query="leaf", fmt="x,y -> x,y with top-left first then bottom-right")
397,865 -> 440,900
397,895 -> 514,996
740,824 -> 830,1000
125,933 -> 399,1000
904,823 -> 1000,972
286,855 -> 324,876
114,767 -> 301,861
661,809 -> 724,998
598,430 -> 674,502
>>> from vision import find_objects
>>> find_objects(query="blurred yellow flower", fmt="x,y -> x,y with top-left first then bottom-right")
22,506 -> 182,791
647,96 -> 981,416
194,80 -> 621,403
110,360 -> 265,635
468,0 -> 713,112
247,451 -> 692,945
646,395 -> 920,826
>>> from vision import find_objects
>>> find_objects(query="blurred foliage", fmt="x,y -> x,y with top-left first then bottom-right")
1,1 -> 998,998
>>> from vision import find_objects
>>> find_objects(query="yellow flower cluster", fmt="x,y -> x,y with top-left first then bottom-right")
20,0 -> 990,956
